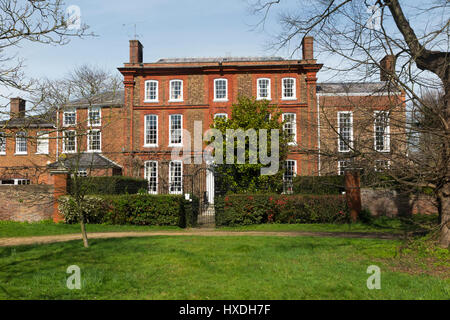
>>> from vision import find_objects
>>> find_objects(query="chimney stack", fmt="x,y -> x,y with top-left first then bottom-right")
10,97 -> 26,119
129,40 -> 143,64
302,36 -> 314,60
380,55 -> 395,81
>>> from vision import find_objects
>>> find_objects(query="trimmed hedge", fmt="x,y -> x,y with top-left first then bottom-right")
68,176 -> 149,195
292,175 -> 345,195
59,194 -> 199,228
215,194 -> 349,226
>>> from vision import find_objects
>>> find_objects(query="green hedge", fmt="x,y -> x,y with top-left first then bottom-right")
292,175 -> 345,195
59,194 -> 199,227
215,194 -> 349,226
68,176 -> 149,195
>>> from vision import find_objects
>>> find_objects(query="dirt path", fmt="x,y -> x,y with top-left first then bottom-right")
0,229 -> 405,247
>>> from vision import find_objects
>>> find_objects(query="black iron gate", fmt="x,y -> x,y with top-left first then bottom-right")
184,166 -> 216,227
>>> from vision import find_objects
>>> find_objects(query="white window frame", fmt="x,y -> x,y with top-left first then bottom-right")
144,114 -> 158,147
63,109 -> 76,127
169,114 -> 183,147
169,80 -> 183,102
337,111 -> 353,152
214,78 -> 228,102
169,160 -> 183,195
144,160 -> 158,194
338,160 -> 350,176
214,113 -> 228,120
15,132 -> 27,155
282,78 -> 297,100
144,80 -> 159,102
88,107 -> 101,127
63,130 -> 77,153
0,132 -> 6,155
36,131 -> 49,155
87,129 -> 102,153
257,78 -> 271,100
282,113 -> 297,146
375,160 -> 390,172
283,160 -> 297,194
374,111 -> 390,152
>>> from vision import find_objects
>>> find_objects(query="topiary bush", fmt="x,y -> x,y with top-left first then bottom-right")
59,194 -> 199,227
215,194 -> 349,226
292,175 -> 345,195
68,176 -> 149,195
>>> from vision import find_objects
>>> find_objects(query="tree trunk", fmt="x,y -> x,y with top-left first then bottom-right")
438,184 -> 450,248
80,218 -> 89,248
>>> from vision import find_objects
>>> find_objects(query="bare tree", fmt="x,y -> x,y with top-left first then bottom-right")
251,0 -> 449,247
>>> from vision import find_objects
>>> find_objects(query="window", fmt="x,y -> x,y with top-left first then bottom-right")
169,80 -> 183,101
214,113 -> 228,120
169,161 -> 183,194
338,160 -> 350,176
0,132 -> 5,154
283,160 -> 296,194
63,109 -> 76,126
214,79 -> 228,101
375,160 -> 390,172
169,114 -> 182,146
87,130 -> 101,152
77,170 -> 88,177
63,130 -> 76,153
144,114 -> 158,146
257,78 -> 271,100
338,111 -> 353,152
282,113 -> 297,145
88,107 -> 101,127
36,132 -> 49,154
374,111 -> 390,152
15,132 -> 27,154
145,80 -> 158,102
0,179 -> 30,185
144,161 -> 158,194
282,78 -> 296,99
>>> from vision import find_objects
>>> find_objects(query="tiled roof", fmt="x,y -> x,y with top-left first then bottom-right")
47,153 -> 122,170
156,57 -> 285,63
65,90 -> 124,109
317,82 -> 400,94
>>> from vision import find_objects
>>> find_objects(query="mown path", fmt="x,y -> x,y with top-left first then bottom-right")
0,229 -> 406,247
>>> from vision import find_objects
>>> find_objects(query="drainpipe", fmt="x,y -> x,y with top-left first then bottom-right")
317,93 -> 321,176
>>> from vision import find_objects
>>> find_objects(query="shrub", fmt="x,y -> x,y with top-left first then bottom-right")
68,176 -> 148,195
59,194 -> 199,227
215,194 -> 349,226
292,175 -> 345,195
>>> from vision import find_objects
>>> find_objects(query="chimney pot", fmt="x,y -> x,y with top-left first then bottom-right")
10,97 -> 26,119
302,36 -> 314,60
380,55 -> 396,81
129,40 -> 143,64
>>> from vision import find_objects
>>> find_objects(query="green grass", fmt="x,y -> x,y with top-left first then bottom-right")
0,215 -> 436,238
0,220 -> 183,238
0,236 -> 448,299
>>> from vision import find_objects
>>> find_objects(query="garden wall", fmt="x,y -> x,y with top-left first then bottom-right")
0,185 -> 54,222
360,188 -> 437,217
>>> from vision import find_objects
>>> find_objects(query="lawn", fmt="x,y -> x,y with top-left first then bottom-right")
0,214 -> 436,238
0,235 -> 448,299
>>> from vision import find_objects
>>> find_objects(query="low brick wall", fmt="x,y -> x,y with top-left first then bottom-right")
0,185 -> 54,222
360,188 -> 437,217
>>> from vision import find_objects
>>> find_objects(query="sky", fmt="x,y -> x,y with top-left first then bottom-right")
2,0 -> 447,105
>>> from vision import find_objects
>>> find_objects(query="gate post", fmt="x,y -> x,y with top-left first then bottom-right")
345,169 -> 362,223
50,166 -> 69,223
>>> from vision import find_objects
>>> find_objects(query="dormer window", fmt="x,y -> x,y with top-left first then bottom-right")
169,80 -> 183,102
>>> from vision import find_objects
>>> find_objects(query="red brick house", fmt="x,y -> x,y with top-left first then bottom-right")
0,38 -> 405,199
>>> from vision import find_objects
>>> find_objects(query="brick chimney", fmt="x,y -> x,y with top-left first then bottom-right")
302,36 -> 314,60
10,97 -> 26,119
380,55 -> 396,81
129,40 -> 143,64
